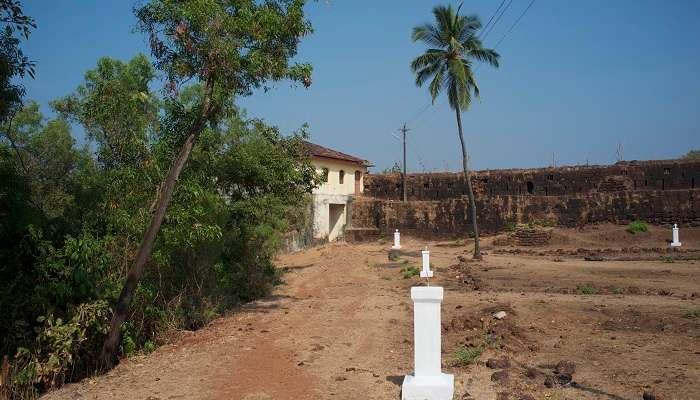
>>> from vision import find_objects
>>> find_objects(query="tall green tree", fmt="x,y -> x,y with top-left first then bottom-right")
100,0 -> 312,368
52,54 -> 158,170
410,4 -> 499,259
0,0 -> 35,123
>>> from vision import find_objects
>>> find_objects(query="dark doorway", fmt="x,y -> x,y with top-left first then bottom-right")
354,171 -> 361,195
526,181 -> 534,194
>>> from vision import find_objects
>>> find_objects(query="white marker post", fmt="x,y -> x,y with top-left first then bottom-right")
402,249 -> 453,400
392,229 -> 402,250
420,247 -> 433,278
671,224 -> 682,247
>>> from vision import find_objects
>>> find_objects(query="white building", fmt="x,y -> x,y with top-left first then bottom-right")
303,141 -> 371,242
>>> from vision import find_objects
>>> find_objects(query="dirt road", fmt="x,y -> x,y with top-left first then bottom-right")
46,241 -> 417,400
45,226 -> 700,399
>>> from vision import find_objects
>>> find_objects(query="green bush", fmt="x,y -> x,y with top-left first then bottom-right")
401,266 -> 421,279
626,220 -> 648,234
576,285 -> 597,295
1,89 -> 317,391
448,346 -> 483,367
506,223 -> 517,233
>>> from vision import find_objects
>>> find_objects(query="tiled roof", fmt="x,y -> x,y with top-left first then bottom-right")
302,140 -> 371,166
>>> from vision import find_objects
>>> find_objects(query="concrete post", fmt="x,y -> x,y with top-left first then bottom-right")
671,224 -> 682,247
402,286 -> 454,400
392,229 -> 402,250
420,248 -> 433,278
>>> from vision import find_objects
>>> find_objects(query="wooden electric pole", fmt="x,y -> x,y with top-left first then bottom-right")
399,123 -> 410,202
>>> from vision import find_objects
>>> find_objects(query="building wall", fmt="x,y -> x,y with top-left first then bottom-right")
312,158 -> 366,196
364,159 -> 700,201
310,158 -> 367,241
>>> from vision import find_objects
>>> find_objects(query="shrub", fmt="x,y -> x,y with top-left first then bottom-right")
626,220 -> 648,234
576,285 -> 597,295
506,223 -> 516,233
448,346 -> 483,367
683,309 -> 700,319
401,266 -> 420,279
612,287 -> 623,295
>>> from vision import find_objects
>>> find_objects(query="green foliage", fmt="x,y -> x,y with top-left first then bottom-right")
134,0 -> 312,98
0,0 -> 36,123
680,149 -> 700,160
51,55 -> 157,169
626,220 -> 648,234
683,309 -> 700,319
13,301 -> 110,389
401,266 -> 421,279
410,4 -> 499,111
506,223 -> 516,233
612,287 -> 623,295
1,60 -> 317,391
663,256 -> 675,263
576,285 -> 597,295
448,345 -> 483,367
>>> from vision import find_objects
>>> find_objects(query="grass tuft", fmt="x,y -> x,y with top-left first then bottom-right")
626,220 -> 648,234
400,266 -> 420,279
576,285 -> 597,295
448,346 -> 483,367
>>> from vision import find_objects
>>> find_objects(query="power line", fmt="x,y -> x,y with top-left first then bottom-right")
493,0 -> 536,50
479,0 -> 507,38
474,0 -> 536,73
480,0 -> 513,42
406,102 -> 432,125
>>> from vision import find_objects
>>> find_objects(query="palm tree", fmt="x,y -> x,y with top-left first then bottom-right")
410,4 -> 499,260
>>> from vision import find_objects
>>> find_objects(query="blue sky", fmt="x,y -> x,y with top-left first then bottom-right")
19,0 -> 700,172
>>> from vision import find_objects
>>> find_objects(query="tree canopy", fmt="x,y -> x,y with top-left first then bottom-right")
0,0 -> 35,123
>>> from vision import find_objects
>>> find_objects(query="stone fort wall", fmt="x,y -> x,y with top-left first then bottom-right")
364,159 -> 699,200
348,159 -> 700,238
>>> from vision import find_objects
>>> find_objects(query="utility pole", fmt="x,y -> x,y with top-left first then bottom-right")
399,123 -> 410,202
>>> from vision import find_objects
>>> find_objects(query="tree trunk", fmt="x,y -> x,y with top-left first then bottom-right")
454,107 -> 481,260
99,80 -> 214,370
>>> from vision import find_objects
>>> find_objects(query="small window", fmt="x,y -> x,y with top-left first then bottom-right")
423,183 -> 429,188
621,169 -> 628,176
547,174 -> 554,181
664,168 -> 670,175
526,181 -> 534,194
339,170 -> 345,184
321,168 -> 329,182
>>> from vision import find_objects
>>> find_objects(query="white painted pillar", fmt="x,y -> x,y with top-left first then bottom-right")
671,224 -> 682,247
402,286 -> 454,400
420,248 -> 433,278
392,229 -> 402,249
